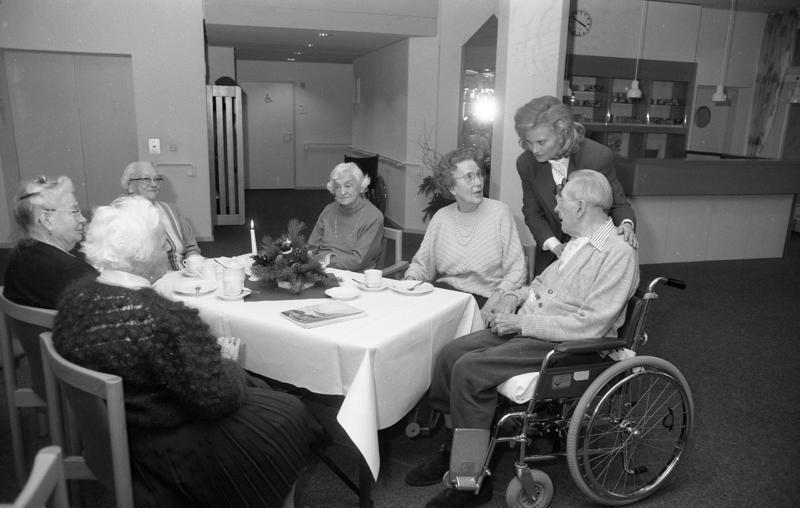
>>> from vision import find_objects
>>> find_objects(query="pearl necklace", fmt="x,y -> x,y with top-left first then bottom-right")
453,206 -> 480,246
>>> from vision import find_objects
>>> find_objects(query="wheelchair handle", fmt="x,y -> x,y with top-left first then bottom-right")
647,277 -> 687,292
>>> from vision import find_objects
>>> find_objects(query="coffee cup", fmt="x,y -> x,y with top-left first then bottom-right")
183,255 -> 204,275
364,269 -> 383,288
222,264 -> 245,296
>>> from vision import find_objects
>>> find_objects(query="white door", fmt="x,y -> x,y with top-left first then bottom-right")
241,81 -> 295,189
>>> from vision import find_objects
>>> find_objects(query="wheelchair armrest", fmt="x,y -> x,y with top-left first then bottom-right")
553,338 -> 627,355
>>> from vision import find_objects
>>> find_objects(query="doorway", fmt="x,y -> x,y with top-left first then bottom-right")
240,81 -> 295,189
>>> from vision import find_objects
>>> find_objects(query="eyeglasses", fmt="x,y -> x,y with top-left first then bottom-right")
454,170 -> 486,185
43,208 -> 83,218
129,176 -> 164,185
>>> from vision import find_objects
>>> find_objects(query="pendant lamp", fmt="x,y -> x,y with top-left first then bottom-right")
627,1 -> 648,101
713,0 -> 737,104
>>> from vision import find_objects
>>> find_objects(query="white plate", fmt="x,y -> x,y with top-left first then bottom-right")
392,281 -> 434,295
174,280 -> 217,296
355,282 -> 389,292
216,288 -> 253,301
325,287 -> 359,300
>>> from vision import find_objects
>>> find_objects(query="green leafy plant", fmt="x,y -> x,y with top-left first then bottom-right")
250,218 -> 327,293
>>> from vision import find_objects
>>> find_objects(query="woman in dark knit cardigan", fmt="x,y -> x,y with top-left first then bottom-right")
53,195 -> 320,508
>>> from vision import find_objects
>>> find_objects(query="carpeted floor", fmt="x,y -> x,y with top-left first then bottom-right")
1,190 -> 799,507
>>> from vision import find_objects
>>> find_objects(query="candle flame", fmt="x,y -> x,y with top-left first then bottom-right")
250,220 -> 254,229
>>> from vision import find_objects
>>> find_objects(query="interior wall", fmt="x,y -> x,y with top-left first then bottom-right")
0,0 -> 211,240
207,45 -> 236,83
237,60 -> 353,188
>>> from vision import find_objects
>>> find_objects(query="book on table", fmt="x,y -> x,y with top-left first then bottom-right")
280,301 -> 366,328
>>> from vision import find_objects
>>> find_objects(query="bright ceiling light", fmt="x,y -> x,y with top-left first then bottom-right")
627,1 -> 648,102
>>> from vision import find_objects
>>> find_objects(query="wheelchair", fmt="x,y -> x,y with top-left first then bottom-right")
408,276 -> 693,507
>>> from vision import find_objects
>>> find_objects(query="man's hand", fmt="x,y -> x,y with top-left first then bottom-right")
551,243 -> 565,258
488,313 -> 522,336
617,222 -> 638,249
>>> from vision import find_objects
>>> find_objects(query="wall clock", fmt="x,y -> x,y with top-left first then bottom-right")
568,9 -> 592,37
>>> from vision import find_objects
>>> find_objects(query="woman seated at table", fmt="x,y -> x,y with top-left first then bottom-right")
404,147 -> 526,322
53,195 -> 321,508
122,160 -> 202,271
308,162 -> 384,271
3,175 -> 98,309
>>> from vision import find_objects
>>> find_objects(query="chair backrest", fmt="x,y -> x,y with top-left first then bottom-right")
344,154 -> 379,185
0,287 -> 57,487
618,292 -> 646,347
39,332 -> 135,508
1,289 -> 57,399
378,227 -> 410,278
2,446 -> 68,508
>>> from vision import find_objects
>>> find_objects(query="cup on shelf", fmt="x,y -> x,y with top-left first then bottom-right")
364,269 -> 383,288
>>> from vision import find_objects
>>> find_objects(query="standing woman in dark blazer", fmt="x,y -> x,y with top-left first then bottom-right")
514,95 -> 637,276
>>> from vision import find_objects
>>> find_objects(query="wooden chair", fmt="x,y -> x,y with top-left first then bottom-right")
0,288 -> 57,488
39,332 -> 135,508
1,446 -> 68,508
379,227 -> 410,279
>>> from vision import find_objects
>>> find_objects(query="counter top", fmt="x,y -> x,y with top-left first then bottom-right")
616,158 -> 800,196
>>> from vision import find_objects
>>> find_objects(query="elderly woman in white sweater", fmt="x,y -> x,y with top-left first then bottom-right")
404,147 -> 526,323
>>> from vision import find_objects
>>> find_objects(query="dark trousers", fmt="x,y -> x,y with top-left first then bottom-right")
428,329 -> 555,429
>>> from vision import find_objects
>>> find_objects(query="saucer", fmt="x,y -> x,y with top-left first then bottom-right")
356,282 -> 388,292
392,281 -> 433,295
216,288 -> 253,301
325,287 -> 359,300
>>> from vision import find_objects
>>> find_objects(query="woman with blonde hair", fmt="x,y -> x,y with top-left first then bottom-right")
3,175 -> 97,308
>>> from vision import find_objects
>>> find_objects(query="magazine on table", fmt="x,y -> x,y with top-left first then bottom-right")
280,301 -> 366,328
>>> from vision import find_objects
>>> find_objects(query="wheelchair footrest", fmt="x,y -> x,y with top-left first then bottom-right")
450,428 -> 490,482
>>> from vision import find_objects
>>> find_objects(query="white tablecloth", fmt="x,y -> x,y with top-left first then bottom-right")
154,268 -> 483,479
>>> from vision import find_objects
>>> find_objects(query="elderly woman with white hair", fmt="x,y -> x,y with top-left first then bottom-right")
53,195 -> 321,508
3,175 -> 97,308
121,160 -> 201,271
308,161 -> 384,271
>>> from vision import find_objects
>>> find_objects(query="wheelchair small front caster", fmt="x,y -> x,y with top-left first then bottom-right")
505,469 -> 553,508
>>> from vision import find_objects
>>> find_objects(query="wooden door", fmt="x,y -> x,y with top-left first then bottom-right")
240,81 -> 295,189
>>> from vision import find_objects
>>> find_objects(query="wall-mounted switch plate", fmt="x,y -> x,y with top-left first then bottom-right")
148,138 -> 161,154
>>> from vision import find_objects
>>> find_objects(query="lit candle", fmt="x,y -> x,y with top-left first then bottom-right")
250,220 -> 257,255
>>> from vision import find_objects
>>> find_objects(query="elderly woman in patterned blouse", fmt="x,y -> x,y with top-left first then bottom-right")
121,161 -> 202,271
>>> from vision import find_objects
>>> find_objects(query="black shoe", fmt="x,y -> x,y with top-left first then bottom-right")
405,447 -> 450,486
424,476 -> 494,508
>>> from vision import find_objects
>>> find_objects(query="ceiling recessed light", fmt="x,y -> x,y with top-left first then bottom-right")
293,51 -> 303,56
317,32 -> 330,37
286,57 -> 296,62
307,43 -> 314,48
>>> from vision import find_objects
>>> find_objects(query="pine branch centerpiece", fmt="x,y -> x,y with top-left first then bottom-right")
250,219 -> 327,294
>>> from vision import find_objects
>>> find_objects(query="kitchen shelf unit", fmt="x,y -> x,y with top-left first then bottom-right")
564,55 -> 696,159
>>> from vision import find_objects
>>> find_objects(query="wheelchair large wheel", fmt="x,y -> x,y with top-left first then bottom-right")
505,469 -> 553,508
566,356 -> 693,505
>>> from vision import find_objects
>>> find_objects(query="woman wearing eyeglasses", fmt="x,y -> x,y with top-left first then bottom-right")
3,176 -> 98,308
404,147 -> 526,323
122,161 -> 202,271
514,95 -> 637,276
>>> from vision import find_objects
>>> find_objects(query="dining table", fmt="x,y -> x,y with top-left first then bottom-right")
153,264 -> 484,483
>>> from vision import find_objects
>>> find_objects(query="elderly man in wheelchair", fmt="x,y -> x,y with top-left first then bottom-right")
405,169 -> 692,508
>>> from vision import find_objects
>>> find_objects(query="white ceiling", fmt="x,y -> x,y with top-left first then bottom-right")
205,0 -> 798,64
